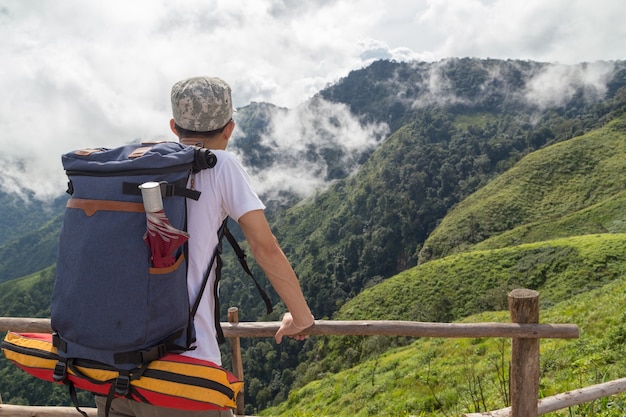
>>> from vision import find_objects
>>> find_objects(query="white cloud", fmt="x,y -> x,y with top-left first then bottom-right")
524,61 -> 616,109
240,98 -> 389,200
0,0 -> 624,201
415,0 -> 626,64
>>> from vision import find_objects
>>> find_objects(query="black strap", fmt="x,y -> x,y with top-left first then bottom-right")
105,387 -> 115,417
122,180 -> 202,201
131,387 -> 151,404
51,358 -> 88,417
113,329 -> 185,364
192,219 -> 228,319
69,382 -> 89,417
54,361 -> 90,417
67,359 -> 132,417
192,218 -> 273,344
223,226 -> 273,315
214,244 -> 226,344
52,332 -> 67,353
114,370 -> 131,396
191,219 -> 228,343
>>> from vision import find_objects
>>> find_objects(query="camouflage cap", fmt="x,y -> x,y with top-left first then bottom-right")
171,76 -> 234,132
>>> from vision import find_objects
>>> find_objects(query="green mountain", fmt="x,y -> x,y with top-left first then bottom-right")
0,191 -> 65,247
0,266 -> 54,318
0,213 -> 64,285
2,58 -> 626,414
262,116 -> 626,416
421,116 -> 626,261
230,62 -> 626,413
271,69 -> 626,321
0,191 -> 66,284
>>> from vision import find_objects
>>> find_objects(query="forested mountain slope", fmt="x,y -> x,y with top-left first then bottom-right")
0,192 -> 66,284
0,192 -> 65,248
285,114 -> 626,387
232,66 -> 626,412
268,115 -> 626,417
0,214 -> 63,284
421,115 -> 626,261
270,60 -> 626,321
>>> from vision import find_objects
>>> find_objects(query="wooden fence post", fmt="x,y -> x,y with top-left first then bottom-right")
509,289 -> 540,417
228,307 -> 245,416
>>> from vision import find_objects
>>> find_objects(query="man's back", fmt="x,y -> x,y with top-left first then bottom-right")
184,150 -> 265,364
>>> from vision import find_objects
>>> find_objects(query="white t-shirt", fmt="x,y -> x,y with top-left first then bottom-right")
182,150 -> 265,364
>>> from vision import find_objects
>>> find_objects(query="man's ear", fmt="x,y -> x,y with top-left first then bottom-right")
169,119 -> 178,136
223,119 -> 235,139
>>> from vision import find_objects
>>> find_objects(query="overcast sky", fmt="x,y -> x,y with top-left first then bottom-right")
1,0 -> 625,201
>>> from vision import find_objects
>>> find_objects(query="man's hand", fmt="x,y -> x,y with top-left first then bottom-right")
274,312 -> 314,344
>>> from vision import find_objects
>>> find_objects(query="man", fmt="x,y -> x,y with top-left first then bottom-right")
96,76 -> 314,417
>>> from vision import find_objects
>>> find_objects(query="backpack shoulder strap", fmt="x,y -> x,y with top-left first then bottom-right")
191,219 -> 228,333
223,225 -> 273,315
192,218 -> 273,344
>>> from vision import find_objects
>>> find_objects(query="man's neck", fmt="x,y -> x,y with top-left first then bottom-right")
180,137 -> 226,150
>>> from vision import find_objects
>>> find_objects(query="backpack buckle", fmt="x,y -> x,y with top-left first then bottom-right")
138,343 -> 168,363
115,374 -> 131,396
53,360 -> 68,382
159,182 -> 175,198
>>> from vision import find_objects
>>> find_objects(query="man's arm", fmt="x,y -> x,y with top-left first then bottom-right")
238,209 -> 314,343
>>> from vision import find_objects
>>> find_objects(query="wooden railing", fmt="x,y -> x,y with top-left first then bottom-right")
3,288 -> 619,417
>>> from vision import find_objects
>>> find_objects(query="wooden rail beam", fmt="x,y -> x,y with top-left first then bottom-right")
463,377 -> 626,417
0,318 -> 579,339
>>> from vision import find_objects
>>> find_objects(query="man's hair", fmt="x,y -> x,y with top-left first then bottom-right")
174,120 -> 230,139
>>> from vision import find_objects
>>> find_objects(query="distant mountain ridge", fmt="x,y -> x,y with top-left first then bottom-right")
2,58 -> 625,286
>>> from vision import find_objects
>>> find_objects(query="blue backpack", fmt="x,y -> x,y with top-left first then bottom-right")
51,142 -> 272,370
51,142 -> 220,371
43,141 -> 274,415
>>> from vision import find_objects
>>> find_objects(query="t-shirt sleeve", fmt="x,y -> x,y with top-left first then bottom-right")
217,152 -> 265,221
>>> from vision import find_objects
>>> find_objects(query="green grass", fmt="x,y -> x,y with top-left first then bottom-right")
262,277 -> 626,417
339,234 -> 626,323
474,191 -> 626,250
